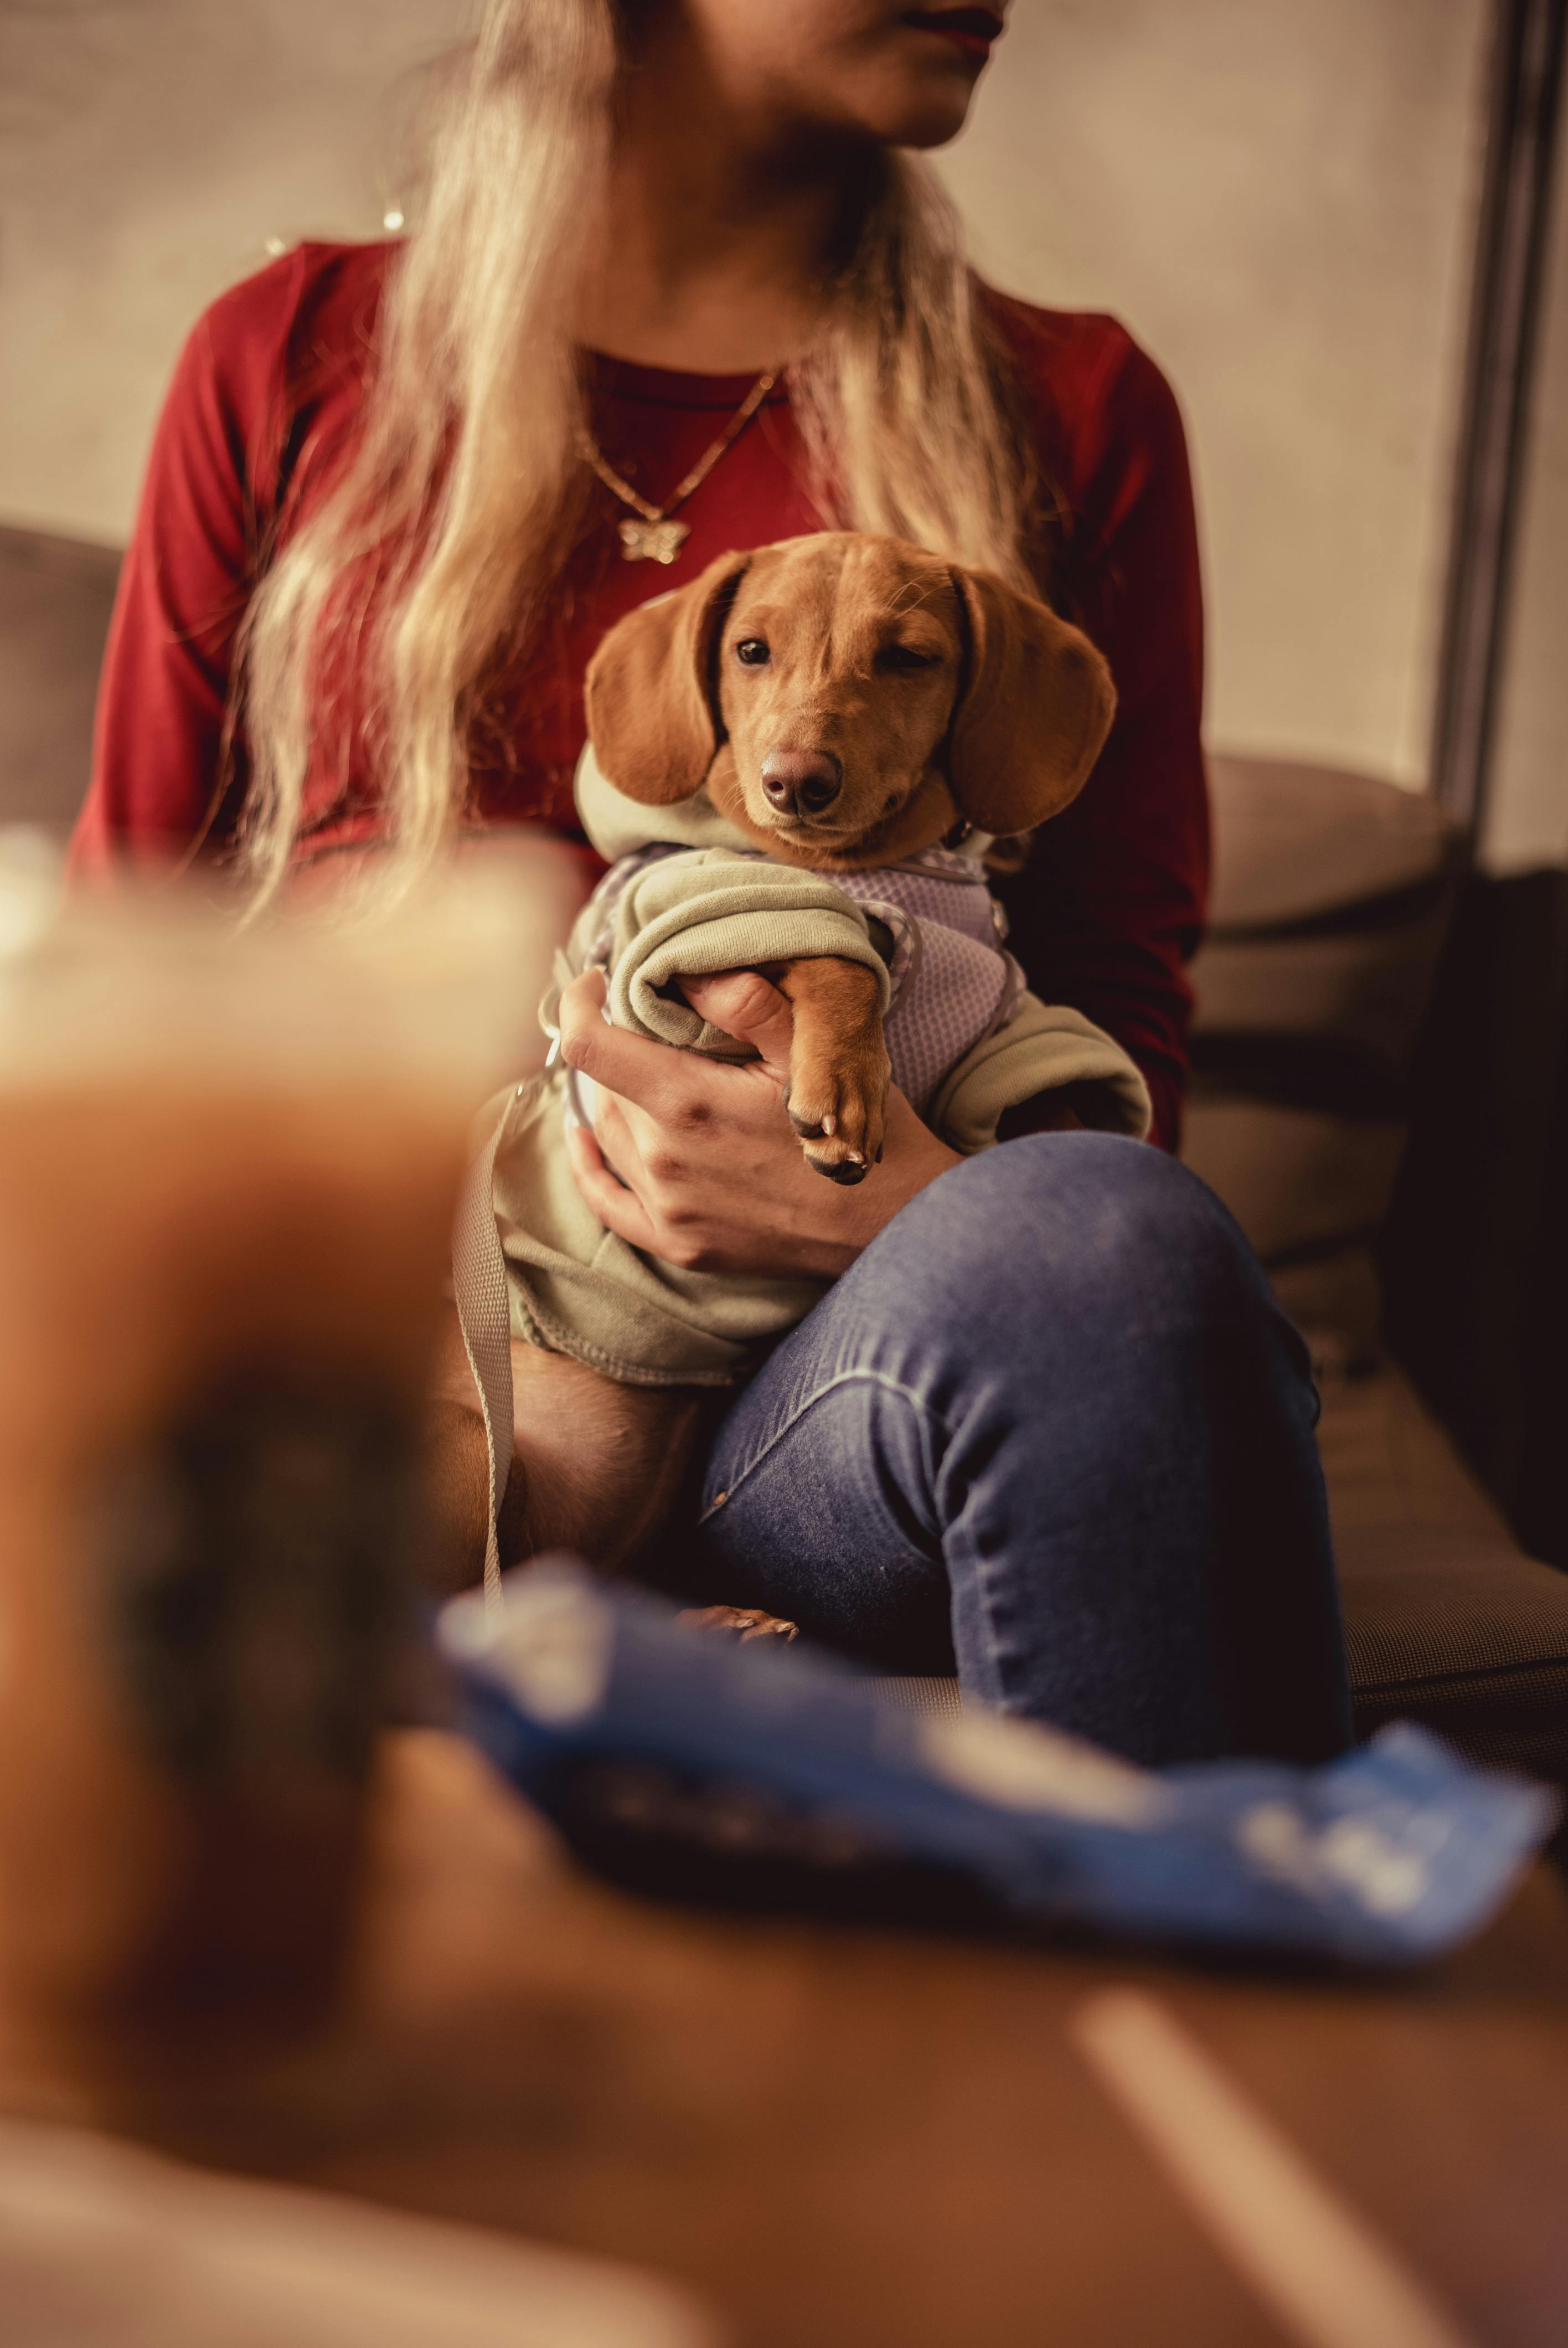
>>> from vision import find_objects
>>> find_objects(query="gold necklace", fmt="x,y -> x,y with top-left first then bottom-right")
579,368 -> 779,563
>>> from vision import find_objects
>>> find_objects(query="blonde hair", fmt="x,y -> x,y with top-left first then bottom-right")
239,0 -> 1036,902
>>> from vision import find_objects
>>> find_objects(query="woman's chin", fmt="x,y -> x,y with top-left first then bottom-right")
854,75 -> 986,150
819,42 -> 989,152
892,105 -> 979,150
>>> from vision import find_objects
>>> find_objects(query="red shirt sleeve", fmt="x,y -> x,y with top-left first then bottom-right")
69,254 -> 306,873
994,317 -> 1209,1152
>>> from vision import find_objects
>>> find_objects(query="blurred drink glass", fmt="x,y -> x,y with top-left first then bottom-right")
0,837 -> 572,2105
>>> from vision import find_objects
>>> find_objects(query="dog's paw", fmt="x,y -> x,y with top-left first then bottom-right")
677,1605 -> 800,1644
787,1042 -> 891,1185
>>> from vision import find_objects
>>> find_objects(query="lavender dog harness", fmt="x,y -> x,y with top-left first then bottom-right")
833,852 -> 1025,1116
570,833 -> 1028,1119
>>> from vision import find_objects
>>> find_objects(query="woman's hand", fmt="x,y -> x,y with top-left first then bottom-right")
558,966 -> 960,1282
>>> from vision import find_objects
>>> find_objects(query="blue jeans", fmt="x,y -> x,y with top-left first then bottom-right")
692,1134 -> 1352,1767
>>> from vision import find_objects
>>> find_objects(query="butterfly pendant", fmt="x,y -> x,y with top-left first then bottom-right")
618,516 -> 689,565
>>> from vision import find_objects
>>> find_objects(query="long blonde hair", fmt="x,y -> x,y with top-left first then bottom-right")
240,0 -> 1036,901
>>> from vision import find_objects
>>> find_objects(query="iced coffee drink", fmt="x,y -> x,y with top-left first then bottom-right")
0,845 -> 569,2108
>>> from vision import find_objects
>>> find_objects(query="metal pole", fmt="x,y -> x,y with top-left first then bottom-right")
1431,0 -> 1567,835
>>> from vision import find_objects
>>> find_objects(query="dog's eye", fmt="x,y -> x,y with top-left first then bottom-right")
878,642 -> 942,673
734,639 -> 771,667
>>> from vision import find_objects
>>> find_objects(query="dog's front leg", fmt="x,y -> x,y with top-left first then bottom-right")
775,956 -> 891,1185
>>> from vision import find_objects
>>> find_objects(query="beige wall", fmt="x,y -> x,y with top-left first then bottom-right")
0,0 -> 468,541
940,0 -> 1489,785
1481,116 -> 1568,873
1,0 -> 1489,786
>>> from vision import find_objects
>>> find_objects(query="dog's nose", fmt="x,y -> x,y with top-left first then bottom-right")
761,748 -> 842,818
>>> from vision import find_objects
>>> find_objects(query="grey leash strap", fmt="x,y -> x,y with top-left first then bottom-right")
452,1088 -> 523,1619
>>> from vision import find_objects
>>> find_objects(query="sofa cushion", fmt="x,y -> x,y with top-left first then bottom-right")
1179,1095 -> 1406,1265
1183,761 -> 1462,1279
1338,1522 -> 1568,1784
1192,909 -> 1457,1079
1193,758 -> 1461,1095
0,525 -> 121,835
1321,1363 -> 1568,1784
1204,754 -> 1459,935
878,1677 -> 964,1721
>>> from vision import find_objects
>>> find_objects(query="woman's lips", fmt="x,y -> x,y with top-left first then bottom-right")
902,7 -> 1004,61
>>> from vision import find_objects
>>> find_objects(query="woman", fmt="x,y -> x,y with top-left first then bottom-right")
74,0 -> 1350,1764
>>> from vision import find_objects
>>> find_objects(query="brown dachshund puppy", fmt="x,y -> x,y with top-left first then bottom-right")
431,534 -> 1116,1602
584,531 -> 1116,1183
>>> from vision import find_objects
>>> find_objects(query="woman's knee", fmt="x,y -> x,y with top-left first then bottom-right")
865,1132 -> 1268,1352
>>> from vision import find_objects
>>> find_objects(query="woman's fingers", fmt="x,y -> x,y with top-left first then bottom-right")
564,1120 -> 662,1251
680,970 -> 795,1081
560,963 -> 796,1109
557,966 -> 696,1110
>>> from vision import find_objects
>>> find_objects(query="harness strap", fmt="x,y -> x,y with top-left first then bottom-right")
452,1087 -> 523,1618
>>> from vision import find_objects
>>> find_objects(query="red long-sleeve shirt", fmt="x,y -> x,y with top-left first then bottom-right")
73,239 -> 1208,1146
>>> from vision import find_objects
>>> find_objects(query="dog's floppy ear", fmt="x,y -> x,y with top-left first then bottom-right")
583,552 -> 749,805
946,566 -> 1117,833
